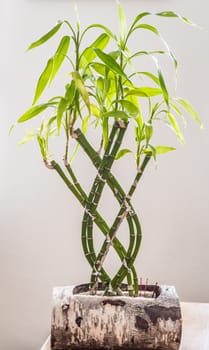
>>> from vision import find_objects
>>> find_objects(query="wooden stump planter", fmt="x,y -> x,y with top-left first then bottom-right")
51,283 -> 182,350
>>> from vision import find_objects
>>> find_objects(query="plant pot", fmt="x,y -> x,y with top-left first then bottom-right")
51,283 -> 182,350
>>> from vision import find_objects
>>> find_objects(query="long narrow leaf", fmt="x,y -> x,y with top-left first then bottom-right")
155,146 -> 176,154
82,24 -> 116,40
33,58 -> 53,104
152,57 -> 169,106
28,21 -> 63,50
50,36 -> 70,83
168,112 -> 184,143
126,87 -> 162,97
94,48 -> 127,79
118,0 -> 127,45
156,11 -> 193,25
175,98 -> 202,127
137,71 -> 160,85
18,104 -> 51,123
133,23 -> 159,36
130,12 -> 151,29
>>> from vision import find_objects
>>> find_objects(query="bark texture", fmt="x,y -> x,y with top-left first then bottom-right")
51,284 -> 182,350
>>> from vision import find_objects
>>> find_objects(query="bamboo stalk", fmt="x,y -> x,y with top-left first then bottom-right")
74,128 -> 139,295
74,129 -> 138,293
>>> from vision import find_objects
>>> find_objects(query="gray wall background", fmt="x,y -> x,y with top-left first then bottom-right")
0,0 -> 209,349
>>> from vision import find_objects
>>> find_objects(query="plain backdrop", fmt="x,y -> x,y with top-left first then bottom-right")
0,0 -> 209,349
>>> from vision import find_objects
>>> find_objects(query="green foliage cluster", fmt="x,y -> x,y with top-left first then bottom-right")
17,3 -> 201,296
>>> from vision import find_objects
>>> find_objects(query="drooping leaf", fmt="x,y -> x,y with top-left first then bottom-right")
82,24 -> 116,40
50,36 -> 70,83
137,71 -> 160,85
57,98 -> 67,133
152,57 -> 169,106
115,148 -> 132,160
156,11 -> 193,25
155,146 -> 176,154
175,98 -> 202,127
72,71 -> 90,112
18,104 -> 51,123
94,48 -> 127,79
133,23 -> 159,36
80,33 -> 110,69
170,101 -> 187,127
168,112 -> 184,143
18,131 -> 37,145
8,124 -> 15,135
130,12 -> 151,30
27,21 -> 63,50
33,58 -> 53,104
126,87 -> 162,97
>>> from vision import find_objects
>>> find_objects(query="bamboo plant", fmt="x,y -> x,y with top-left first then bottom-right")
17,3 -> 201,297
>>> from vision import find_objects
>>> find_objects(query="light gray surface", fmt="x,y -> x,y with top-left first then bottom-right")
0,0 -> 209,349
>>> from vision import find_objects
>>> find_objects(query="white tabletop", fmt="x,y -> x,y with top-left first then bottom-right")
41,302 -> 209,350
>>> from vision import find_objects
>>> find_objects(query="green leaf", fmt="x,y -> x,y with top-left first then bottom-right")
8,124 -> 15,135
168,112 -> 184,143
65,81 -> 75,104
118,0 -> 127,45
145,123 -> 153,143
115,148 -> 132,160
130,12 -> 151,29
33,58 -> 53,104
57,98 -> 67,133
138,71 -> 160,85
80,33 -> 110,69
18,104 -> 50,123
102,110 -> 129,120
155,146 -> 176,155
83,24 -> 116,40
117,100 -> 139,117
90,104 -> 100,118
156,11 -> 193,25
50,36 -> 70,83
153,57 -> 169,106
91,62 -> 106,75
72,71 -> 90,112
82,116 -> 90,133
94,48 -> 127,79
27,21 -> 63,50
143,145 -> 156,160
133,23 -> 159,36
18,132 -> 36,145
126,87 -> 162,97
175,98 -> 202,128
